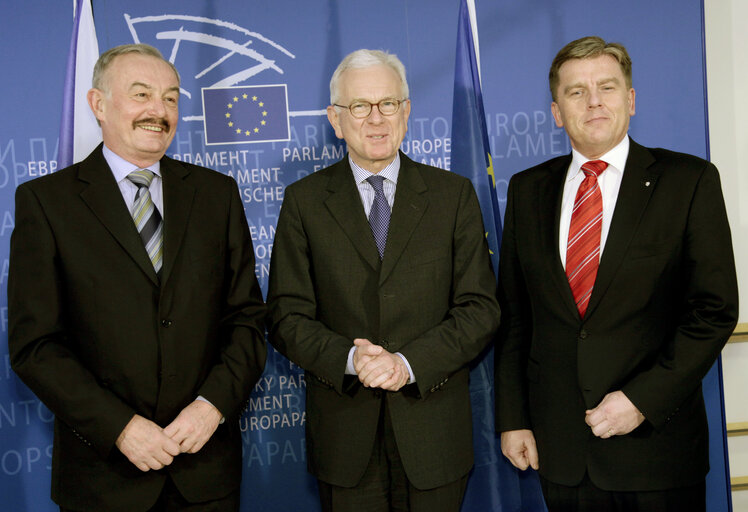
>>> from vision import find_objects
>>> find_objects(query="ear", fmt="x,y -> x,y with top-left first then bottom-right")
87,88 -> 106,122
551,101 -> 564,128
326,105 -> 344,139
628,88 -> 636,117
401,99 -> 411,127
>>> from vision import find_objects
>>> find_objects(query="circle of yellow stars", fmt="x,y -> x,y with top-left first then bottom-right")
225,92 -> 269,137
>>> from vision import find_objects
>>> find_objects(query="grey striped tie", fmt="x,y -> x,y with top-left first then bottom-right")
366,175 -> 390,260
127,170 -> 163,275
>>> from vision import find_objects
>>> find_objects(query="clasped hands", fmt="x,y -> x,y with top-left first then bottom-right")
353,338 -> 410,392
501,390 -> 645,471
115,399 -> 222,472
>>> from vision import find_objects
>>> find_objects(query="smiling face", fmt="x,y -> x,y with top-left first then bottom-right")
551,54 -> 635,159
326,65 -> 410,173
87,53 -> 180,168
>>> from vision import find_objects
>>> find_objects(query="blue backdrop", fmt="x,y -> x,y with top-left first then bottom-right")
0,1 -> 728,511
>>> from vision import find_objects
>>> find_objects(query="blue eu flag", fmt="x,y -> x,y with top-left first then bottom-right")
202,85 -> 290,145
451,0 -> 501,271
451,1 -> 547,511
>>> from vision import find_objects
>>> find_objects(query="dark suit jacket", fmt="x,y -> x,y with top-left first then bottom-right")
267,152 -> 500,490
8,145 -> 266,511
495,139 -> 738,491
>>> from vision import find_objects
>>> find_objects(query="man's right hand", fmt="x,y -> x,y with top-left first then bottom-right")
352,338 -> 383,371
115,414 -> 181,472
500,429 -> 539,471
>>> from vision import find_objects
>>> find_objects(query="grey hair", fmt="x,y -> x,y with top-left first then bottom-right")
92,43 -> 180,91
329,49 -> 409,105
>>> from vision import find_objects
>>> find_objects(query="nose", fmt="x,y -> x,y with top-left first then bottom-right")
367,104 -> 385,123
148,97 -> 167,117
587,90 -> 602,109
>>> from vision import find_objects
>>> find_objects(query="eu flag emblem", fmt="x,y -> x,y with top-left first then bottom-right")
202,85 -> 290,145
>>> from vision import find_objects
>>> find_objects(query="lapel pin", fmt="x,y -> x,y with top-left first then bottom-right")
644,181 -> 651,187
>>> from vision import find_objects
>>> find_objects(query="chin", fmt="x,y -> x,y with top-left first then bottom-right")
367,148 -> 396,160
135,147 -> 168,160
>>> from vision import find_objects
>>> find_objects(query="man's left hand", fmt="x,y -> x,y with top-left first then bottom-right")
585,390 -> 645,438
355,341 -> 409,392
368,352 -> 410,391
163,400 -> 223,453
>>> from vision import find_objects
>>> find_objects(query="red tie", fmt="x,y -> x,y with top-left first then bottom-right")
566,160 -> 608,318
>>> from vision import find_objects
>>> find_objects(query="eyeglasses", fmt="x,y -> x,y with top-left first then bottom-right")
333,98 -> 408,119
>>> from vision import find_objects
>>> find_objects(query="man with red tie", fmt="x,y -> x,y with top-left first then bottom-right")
495,36 -> 738,512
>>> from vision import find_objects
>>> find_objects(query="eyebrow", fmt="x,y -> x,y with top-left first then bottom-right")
563,76 -> 621,94
597,77 -> 621,86
129,82 -> 153,90
129,82 -> 180,94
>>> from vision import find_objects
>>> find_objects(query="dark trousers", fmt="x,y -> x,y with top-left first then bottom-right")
318,400 -> 468,512
60,475 -> 239,512
540,473 -> 706,512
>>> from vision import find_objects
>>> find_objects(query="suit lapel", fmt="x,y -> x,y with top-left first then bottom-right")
540,155 -> 581,319
324,159 -> 381,271
379,154 -> 427,284
78,146 -> 160,285
585,140 -> 659,317
160,157 -> 195,286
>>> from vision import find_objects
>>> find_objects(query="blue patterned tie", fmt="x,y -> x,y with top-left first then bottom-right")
127,170 -> 163,276
366,175 -> 390,260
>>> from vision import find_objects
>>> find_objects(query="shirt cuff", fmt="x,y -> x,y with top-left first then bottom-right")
346,346 -> 357,375
197,395 -> 225,424
395,352 -> 416,384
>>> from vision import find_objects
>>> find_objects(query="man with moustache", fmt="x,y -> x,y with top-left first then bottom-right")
8,44 -> 266,511
267,49 -> 499,511
495,36 -> 738,511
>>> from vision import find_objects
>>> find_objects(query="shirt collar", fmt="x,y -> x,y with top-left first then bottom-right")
102,144 -> 162,183
566,135 -> 629,183
349,153 -> 400,185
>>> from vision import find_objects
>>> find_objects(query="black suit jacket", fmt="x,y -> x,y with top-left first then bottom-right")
8,145 -> 266,511
267,152 -> 500,490
495,139 -> 738,491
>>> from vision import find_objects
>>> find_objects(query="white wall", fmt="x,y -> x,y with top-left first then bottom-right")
704,0 -> 748,509
705,0 -> 748,320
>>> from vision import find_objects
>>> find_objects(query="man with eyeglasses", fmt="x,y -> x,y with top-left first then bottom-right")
267,49 -> 499,512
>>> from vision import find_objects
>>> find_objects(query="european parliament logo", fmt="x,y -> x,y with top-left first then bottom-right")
202,85 -> 290,145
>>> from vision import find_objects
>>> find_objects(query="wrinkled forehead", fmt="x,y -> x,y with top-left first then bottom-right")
105,54 -> 180,89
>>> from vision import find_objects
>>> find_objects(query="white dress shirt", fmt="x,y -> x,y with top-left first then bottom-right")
351,153 -> 399,215
102,144 -> 163,217
558,136 -> 630,268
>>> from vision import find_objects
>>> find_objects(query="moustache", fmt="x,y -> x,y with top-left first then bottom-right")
133,118 -> 170,132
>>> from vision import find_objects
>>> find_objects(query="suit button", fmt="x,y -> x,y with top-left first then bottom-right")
579,329 -> 588,339
161,319 -> 173,328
